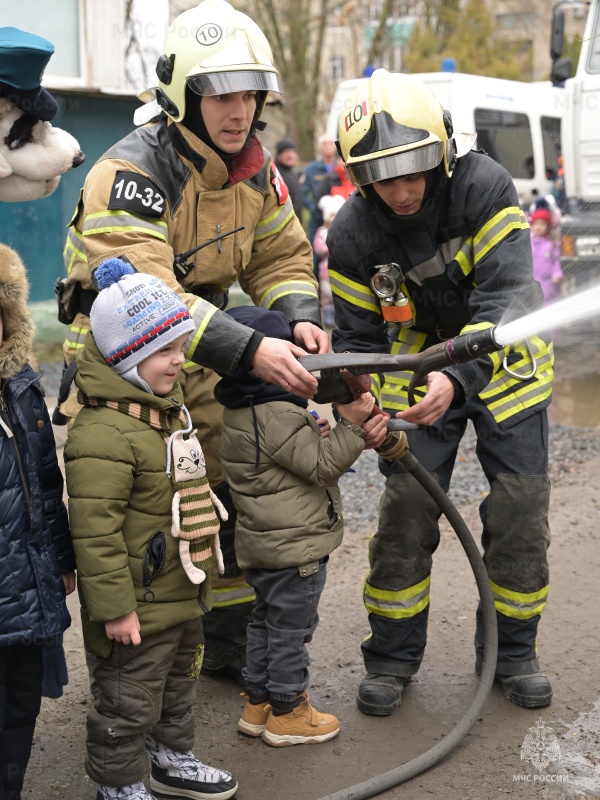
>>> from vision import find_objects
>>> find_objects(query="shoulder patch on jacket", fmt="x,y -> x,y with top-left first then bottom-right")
102,120 -> 190,216
107,170 -> 166,218
270,163 -> 289,206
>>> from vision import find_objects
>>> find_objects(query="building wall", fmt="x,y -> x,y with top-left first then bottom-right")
0,92 -> 139,302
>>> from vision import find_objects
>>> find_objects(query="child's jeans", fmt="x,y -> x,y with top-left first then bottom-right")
85,617 -> 203,787
243,560 -> 328,703
0,643 -> 43,800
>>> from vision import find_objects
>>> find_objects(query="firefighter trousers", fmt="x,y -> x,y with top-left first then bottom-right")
361,400 -> 551,679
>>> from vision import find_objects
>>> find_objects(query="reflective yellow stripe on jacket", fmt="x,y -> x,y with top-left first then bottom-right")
379,329 -> 429,412
480,336 -> 554,423
363,575 -> 430,620
184,297 -> 218,366
210,582 -> 256,609
490,579 -> 548,620
255,197 -> 295,241
82,210 -> 169,242
64,225 -> 87,276
329,269 -> 380,314
64,320 -> 89,352
473,206 -> 529,265
260,279 -> 319,309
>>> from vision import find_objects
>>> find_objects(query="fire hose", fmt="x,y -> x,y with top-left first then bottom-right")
298,326 -> 502,800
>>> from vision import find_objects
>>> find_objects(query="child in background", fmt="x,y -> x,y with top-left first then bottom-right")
530,207 -> 564,304
313,194 -> 346,328
215,305 -> 376,747
0,243 -> 76,799
64,258 -> 237,800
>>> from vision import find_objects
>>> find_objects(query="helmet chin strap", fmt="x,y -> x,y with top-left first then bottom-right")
181,86 -> 266,164
366,166 -> 446,230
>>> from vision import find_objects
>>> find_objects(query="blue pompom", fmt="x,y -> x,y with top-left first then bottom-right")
95,258 -> 135,291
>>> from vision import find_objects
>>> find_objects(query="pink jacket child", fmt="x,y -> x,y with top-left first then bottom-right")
530,208 -> 564,304
314,194 -> 346,327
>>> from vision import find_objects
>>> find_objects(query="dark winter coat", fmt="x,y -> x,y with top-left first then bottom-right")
327,151 -> 554,429
0,243 -> 74,647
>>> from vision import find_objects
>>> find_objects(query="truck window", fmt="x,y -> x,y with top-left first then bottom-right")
541,116 -> 562,181
586,2 -> 600,72
473,108 -> 534,179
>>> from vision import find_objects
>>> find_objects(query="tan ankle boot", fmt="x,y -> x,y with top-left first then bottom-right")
238,692 -> 271,736
261,694 -> 340,747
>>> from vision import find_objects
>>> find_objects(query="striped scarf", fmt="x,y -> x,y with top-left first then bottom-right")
78,392 -> 190,439
79,391 -> 217,578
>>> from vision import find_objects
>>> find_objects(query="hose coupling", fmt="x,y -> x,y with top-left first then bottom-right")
376,430 -> 409,461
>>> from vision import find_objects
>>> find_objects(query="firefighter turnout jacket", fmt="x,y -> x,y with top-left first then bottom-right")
63,117 -> 320,380
327,150 -> 554,428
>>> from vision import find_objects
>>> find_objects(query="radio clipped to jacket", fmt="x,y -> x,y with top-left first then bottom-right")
370,262 -> 413,328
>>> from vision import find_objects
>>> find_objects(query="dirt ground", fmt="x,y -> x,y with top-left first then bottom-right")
25,334 -> 600,800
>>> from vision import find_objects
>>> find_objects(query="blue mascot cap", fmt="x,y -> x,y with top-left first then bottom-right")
0,27 -> 59,121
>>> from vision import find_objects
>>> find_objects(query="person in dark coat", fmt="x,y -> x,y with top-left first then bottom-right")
0,242 -> 76,800
275,137 -> 305,220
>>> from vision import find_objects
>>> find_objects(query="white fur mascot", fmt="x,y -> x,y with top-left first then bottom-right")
0,26 -> 84,202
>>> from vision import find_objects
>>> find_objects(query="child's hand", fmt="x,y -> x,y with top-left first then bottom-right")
335,393 -> 375,424
61,571 -> 76,595
310,410 -> 331,438
105,610 -> 141,646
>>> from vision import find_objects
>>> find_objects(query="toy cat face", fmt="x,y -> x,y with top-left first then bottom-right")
172,431 -> 207,480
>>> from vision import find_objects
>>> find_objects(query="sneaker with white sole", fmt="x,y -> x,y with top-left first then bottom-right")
238,692 -> 271,737
146,737 -> 237,799
261,694 -> 340,747
96,782 -> 156,800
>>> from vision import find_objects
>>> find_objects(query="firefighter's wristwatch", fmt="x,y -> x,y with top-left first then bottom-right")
338,417 -> 367,439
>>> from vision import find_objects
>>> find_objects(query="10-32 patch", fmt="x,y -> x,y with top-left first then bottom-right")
108,170 -> 166,218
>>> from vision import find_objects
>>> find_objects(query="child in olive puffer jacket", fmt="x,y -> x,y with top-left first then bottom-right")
215,305 -> 375,747
64,259 -> 238,800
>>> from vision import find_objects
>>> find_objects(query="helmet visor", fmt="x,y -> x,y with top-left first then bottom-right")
187,70 -> 280,97
346,141 -> 444,186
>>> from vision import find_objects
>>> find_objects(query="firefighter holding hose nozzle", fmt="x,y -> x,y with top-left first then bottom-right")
327,69 -> 554,715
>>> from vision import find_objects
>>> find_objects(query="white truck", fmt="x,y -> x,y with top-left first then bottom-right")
550,0 -> 600,284
326,71 -> 564,206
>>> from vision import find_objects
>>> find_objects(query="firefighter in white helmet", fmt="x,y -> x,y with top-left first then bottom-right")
57,2 -> 336,797
328,69 -> 553,716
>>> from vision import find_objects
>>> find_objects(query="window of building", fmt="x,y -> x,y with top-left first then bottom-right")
329,56 -> 345,82
0,0 -> 81,79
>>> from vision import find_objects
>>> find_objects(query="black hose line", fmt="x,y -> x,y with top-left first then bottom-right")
316,449 -> 498,800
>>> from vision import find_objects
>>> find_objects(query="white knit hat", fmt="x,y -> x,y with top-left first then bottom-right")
90,258 -> 195,386
318,193 -> 346,223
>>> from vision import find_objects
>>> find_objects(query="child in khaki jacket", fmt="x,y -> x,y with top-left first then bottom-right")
216,305 -> 375,746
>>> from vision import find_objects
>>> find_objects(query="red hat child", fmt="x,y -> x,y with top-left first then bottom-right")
531,208 -> 552,227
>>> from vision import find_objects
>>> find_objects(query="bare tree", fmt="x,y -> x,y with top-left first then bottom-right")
124,0 -> 164,90
237,0 -> 337,160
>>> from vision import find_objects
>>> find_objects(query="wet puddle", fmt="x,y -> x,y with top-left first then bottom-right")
550,373 -> 600,427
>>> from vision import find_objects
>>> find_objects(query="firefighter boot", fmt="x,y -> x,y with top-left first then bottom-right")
357,673 -> 411,716
496,673 -> 553,708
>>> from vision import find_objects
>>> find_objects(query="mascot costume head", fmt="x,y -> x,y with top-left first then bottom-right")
0,26 -> 84,202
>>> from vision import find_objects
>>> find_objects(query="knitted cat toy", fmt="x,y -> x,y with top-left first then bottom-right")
168,429 -> 226,585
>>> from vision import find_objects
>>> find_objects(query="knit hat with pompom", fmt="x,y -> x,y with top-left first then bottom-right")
90,257 -> 195,391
